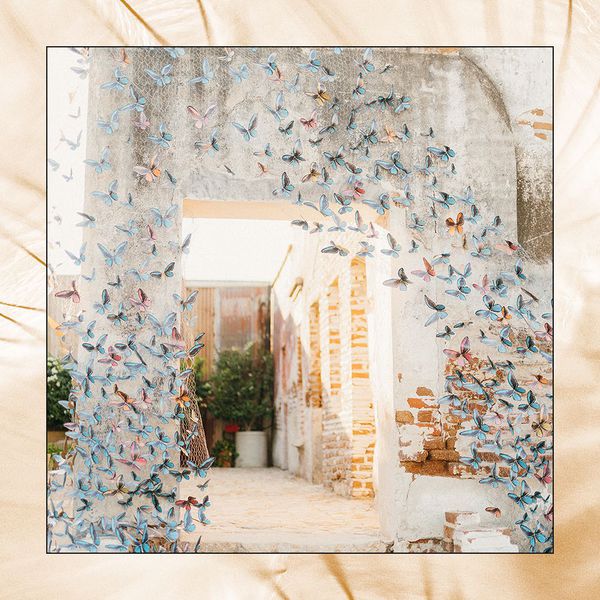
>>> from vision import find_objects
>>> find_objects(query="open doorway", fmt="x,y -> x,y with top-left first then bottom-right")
178,209 -> 384,551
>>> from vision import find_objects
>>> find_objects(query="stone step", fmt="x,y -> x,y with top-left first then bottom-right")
197,531 -> 386,553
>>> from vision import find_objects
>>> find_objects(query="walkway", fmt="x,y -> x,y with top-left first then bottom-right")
181,467 -> 385,552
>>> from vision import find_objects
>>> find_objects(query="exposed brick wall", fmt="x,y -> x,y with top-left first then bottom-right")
349,259 -> 376,497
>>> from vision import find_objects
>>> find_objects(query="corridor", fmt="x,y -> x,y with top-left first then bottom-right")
182,468 -> 385,552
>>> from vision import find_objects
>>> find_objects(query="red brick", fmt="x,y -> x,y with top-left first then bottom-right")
417,409 -> 435,423
416,386 -> 434,397
423,436 -> 445,450
428,449 -> 459,462
395,410 -> 414,424
403,460 -> 448,476
407,397 -> 428,409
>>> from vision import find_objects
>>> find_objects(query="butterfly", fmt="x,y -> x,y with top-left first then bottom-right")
229,63 -> 249,83
423,295 -> 448,326
408,213 -> 426,232
321,241 -> 349,257
91,179 -> 118,206
257,52 -> 278,76
121,85 -> 146,112
352,72 -> 365,98
412,258 -> 436,282
414,155 -> 434,176
150,205 -> 178,228
362,194 -> 390,215
381,233 -> 401,257
195,128 -> 220,156
266,91 -> 288,121
278,120 -> 294,136
443,337 -> 473,366
291,219 -> 309,231
282,139 -> 305,165
148,123 -> 173,148
356,241 -> 374,258
93,289 -> 111,314
383,268 -> 412,290
446,277 -> 471,300
134,156 -> 161,182
129,288 -> 151,312
189,58 -> 214,84
299,49 -> 321,73
97,110 -> 120,134
84,146 -> 111,173
97,242 -> 127,267
133,111 -> 150,130
65,243 -> 86,266
460,409 -> 490,440
187,104 -> 217,130
115,219 -> 138,237
100,68 -> 129,91
150,262 -> 175,279
305,83 -> 331,105
145,63 -> 173,86
55,280 -> 80,304
107,303 -> 128,326
173,291 -> 198,312
232,113 -> 258,141
446,213 -> 465,235
164,47 -> 185,59
427,145 -> 456,161
456,186 -> 475,205
348,210 -> 368,233
272,172 -> 294,197
82,334 -> 108,355
147,312 -> 177,338
394,95 -> 411,112
355,47 -> 375,73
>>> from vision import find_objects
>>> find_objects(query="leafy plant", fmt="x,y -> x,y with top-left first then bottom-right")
207,343 -> 274,431
191,355 -> 212,409
211,439 -> 238,467
47,356 -> 71,430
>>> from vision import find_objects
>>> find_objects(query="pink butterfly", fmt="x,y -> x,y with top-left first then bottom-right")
443,336 -> 473,366
98,346 -> 122,367
187,104 -> 216,129
130,288 -> 151,311
411,257 -> 435,282
133,111 -> 150,130
115,441 -> 147,470
472,274 -> 491,295
54,280 -> 80,303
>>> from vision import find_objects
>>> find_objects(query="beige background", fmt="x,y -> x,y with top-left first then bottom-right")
0,1 -> 598,597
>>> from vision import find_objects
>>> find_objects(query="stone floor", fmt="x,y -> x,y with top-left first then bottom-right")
181,467 -> 386,552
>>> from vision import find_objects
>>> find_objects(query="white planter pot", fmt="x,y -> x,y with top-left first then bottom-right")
235,431 -> 268,468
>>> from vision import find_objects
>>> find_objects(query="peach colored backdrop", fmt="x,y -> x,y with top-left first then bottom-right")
1,1 -> 598,597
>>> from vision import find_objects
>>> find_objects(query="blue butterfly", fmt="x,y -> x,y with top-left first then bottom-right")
91,179 -> 118,205
229,63 -> 249,83
266,91 -> 288,121
257,52 -> 277,76
299,49 -> 321,73
189,58 -> 214,84
146,63 -> 173,86
115,219 -> 138,237
355,47 -> 374,73
394,95 -> 411,112
84,147 -> 111,173
65,243 -> 87,266
272,172 -> 294,197
100,68 -> 129,91
362,194 -> 390,216
232,113 -> 258,141
459,409 -> 490,440
97,110 -> 120,134
149,261 -> 175,279
475,294 -> 502,320
323,146 -> 345,170
121,85 -> 146,112
97,241 -> 127,267
147,312 -> 177,337
427,145 -> 456,161
424,295 -> 448,326
164,47 -> 185,59
148,123 -> 173,148
93,289 -> 111,315
173,290 -> 198,312
150,205 -> 178,228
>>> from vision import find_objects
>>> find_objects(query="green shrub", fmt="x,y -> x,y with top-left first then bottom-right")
47,356 -> 71,430
211,438 -> 238,467
208,343 -> 274,431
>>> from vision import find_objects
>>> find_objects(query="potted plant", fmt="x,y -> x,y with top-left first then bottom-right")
207,343 -> 274,467
211,439 -> 238,467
